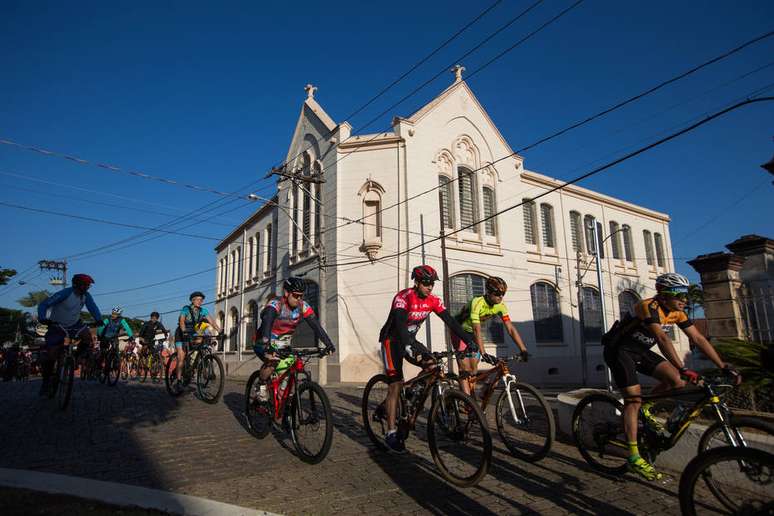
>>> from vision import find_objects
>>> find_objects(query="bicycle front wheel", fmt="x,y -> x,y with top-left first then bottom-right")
495,381 -> 555,462
196,354 -> 224,404
572,393 -> 629,476
361,374 -> 392,451
679,446 -> 774,516
164,355 -> 184,397
290,381 -> 333,464
106,350 -> 121,386
57,356 -> 75,410
428,388 -> 492,487
245,370 -> 272,439
150,356 -> 162,383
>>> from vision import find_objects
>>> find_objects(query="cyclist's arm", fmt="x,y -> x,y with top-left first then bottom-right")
37,289 -> 69,320
303,314 -> 334,350
157,322 -> 168,334
84,292 -> 102,323
178,314 -> 186,332
471,323 -> 486,355
503,318 -> 528,353
120,319 -> 134,338
258,306 -> 278,345
390,308 -> 414,350
205,314 -> 221,334
97,318 -> 108,336
437,310 -> 475,348
682,325 -> 725,369
649,323 -> 685,369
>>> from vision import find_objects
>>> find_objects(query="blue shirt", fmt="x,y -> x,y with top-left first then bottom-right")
179,305 -> 209,333
38,287 -> 102,327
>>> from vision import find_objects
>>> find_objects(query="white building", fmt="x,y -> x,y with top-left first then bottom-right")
214,70 -> 687,386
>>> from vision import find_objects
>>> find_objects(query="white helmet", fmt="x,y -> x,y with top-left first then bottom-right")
111,306 -> 123,315
655,273 -> 690,291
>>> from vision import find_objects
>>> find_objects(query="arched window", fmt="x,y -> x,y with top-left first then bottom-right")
438,175 -> 455,230
570,211 -> 583,253
654,233 -> 665,268
264,224 -> 272,277
247,237 -> 254,279
581,287 -> 602,342
530,282 -> 562,343
362,190 -> 382,241
622,224 -> 634,262
523,199 -> 537,245
609,221 -> 621,259
229,307 -> 239,352
217,259 -> 224,294
254,232 -> 261,277
618,290 -> 640,320
482,187 -> 497,237
540,203 -> 555,248
245,301 -> 258,350
449,273 -> 504,344
457,167 -> 478,233
236,246 -> 242,287
643,230 -> 655,266
292,280 -> 321,348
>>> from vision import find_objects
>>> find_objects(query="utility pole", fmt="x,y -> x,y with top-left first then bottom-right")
38,260 -> 67,289
420,214 -> 432,351
238,228 -> 247,363
591,219 -> 613,391
439,221 -> 453,372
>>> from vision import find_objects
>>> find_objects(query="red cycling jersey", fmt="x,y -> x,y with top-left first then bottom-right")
265,297 -> 315,339
379,288 -> 446,341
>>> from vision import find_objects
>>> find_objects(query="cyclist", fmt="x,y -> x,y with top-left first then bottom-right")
36,273 -> 102,394
174,292 -> 221,383
602,272 -> 740,481
380,264 -> 478,453
98,307 -> 134,357
138,311 -> 168,360
453,276 -> 529,396
253,277 -> 335,394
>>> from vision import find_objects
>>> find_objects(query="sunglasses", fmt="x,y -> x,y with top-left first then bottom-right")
662,291 -> 688,302
488,290 -> 506,297
289,292 -> 304,299
419,279 -> 435,287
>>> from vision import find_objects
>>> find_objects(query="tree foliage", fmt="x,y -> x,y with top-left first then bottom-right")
0,268 -> 17,286
17,290 -> 53,308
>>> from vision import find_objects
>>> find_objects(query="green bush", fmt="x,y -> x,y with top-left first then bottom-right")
711,339 -> 773,413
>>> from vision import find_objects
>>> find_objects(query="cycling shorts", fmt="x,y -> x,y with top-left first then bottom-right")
174,327 -> 191,349
452,331 -> 481,360
603,344 -> 666,389
381,336 -> 429,382
45,322 -> 91,349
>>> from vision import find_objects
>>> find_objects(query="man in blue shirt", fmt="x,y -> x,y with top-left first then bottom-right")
172,291 -> 220,383
37,274 -> 102,394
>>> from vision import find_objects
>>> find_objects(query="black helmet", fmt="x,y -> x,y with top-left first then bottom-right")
411,265 -> 439,283
189,291 -> 206,301
283,277 -> 306,293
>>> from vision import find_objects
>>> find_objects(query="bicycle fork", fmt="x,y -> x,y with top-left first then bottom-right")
502,374 -> 528,426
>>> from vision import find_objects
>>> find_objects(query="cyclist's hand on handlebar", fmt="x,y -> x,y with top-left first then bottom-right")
723,365 -> 742,385
519,350 -> 530,363
481,353 -> 498,365
679,367 -> 700,384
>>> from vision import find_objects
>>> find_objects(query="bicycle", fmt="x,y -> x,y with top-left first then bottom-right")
100,337 -> 122,386
79,345 -> 99,381
362,350 -> 492,487
137,339 -> 164,383
680,445 -> 774,515
164,335 -> 225,404
572,372 -> 774,488
461,354 -> 555,462
120,342 -> 139,381
42,321 -> 98,410
245,347 -> 334,464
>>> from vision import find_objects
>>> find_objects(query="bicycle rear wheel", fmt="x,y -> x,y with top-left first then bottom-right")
150,355 -> 162,383
164,355 -> 184,397
427,388 -> 492,487
120,355 -> 129,380
290,381 -> 333,464
106,350 -> 121,386
245,370 -> 272,438
572,393 -> 629,476
361,374 -> 392,451
679,446 -> 774,516
57,356 -> 75,410
138,356 -> 149,383
196,354 -> 224,404
495,381 -> 555,462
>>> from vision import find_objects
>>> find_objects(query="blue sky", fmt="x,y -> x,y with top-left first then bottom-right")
1,0 -> 773,321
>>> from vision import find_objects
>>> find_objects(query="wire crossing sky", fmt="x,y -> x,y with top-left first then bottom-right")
1,1 -> 773,319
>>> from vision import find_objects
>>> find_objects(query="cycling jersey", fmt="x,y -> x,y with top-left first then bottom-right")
379,288 -> 446,342
179,305 -> 209,334
617,298 -> 693,350
254,297 -> 334,354
98,317 -> 134,339
37,287 -> 102,328
139,320 -> 167,342
458,296 -> 511,334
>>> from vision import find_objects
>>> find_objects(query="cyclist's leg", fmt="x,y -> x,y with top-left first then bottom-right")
173,328 -> 187,380
41,326 -> 65,390
604,346 -> 642,452
642,352 -> 684,394
381,337 -> 405,433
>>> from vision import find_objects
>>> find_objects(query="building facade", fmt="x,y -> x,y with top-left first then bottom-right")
215,71 -> 687,386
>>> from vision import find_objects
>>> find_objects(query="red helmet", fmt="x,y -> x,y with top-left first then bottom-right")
72,274 -> 95,287
411,265 -> 439,283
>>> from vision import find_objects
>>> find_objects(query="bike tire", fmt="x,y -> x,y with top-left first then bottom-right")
196,354 -> 224,404
697,415 -> 774,511
679,446 -> 774,516
495,381 -> 555,462
106,350 -> 121,386
245,370 -> 272,439
138,357 -> 149,383
151,356 -> 162,383
427,388 -> 492,487
57,356 -> 75,410
164,355 -> 184,397
290,381 -> 334,464
361,374 -> 392,452
572,393 -> 629,476
120,355 -> 129,380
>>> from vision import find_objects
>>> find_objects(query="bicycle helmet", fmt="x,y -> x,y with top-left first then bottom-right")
189,291 -> 205,301
72,274 -> 95,287
655,273 -> 690,292
485,276 -> 508,294
411,265 -> 439,283
111,306 -> 123,315
283,277 -> 306,293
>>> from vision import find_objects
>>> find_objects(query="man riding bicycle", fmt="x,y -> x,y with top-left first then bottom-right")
252,277 -> 335,396
453,276 -> 529,397
380,265 -> 478,453
36,273 -> 102,395
602,272 -> 740,480
138,311 -> 168,359
98,307 -> 135,357
174,291 -> 221,383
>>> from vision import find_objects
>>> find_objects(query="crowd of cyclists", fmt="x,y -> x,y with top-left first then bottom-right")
28,265 -> 754,484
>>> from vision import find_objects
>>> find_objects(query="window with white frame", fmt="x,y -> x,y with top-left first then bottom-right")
482,187 -> 496,237
570,211 -> 583,253
654,232 -> 665,267
254,233 -> 261,277
247,237 -> 254,279
581,286 -> 602,341
540,203 -> 555,248
523,199 -> 537,245
610,221 -> 621,259
438,175 -> 455,230
236,246 -> 242,287
458,167 -> 478,232
264,224 -> 272,277
622,224 -> 634,262
643,230 -> 655,266
530,282 -> 563,343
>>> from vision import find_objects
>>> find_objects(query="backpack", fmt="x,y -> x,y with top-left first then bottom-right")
601,313 -> 641,347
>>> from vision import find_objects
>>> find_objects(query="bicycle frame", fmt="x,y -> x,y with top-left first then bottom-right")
270,354 -> 312,421
400,355 -> 457,431
463,358 -> 529,425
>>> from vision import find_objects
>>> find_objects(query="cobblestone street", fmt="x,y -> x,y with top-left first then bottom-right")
0,379 -> 685,515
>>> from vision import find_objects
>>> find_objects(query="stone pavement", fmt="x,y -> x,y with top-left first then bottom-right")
0,378 -> 686,515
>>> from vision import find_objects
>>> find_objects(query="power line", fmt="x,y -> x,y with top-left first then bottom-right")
325,96 -> 774,268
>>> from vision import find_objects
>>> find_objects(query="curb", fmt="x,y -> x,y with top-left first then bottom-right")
0,468 -> 280,516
